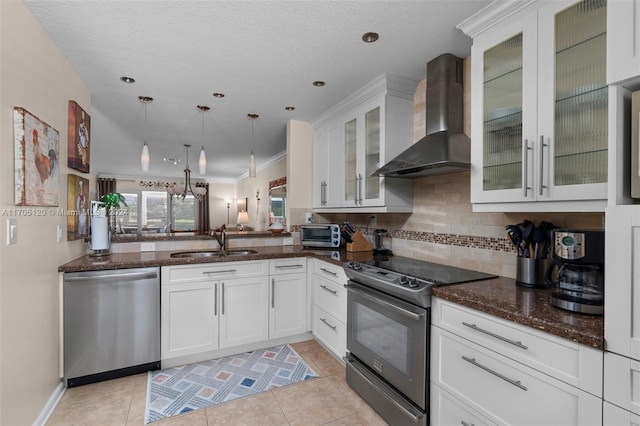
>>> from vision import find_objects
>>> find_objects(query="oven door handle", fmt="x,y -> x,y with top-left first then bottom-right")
346,284 -> 424,321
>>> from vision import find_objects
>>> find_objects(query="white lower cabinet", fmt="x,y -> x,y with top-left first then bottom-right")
311,259 -> 347,359
431,297 -> 603,425
161,260 -> 269,361
604,351 -> 640,417
269,258 -> 308,340
218,276 -> 269,348
604,402 -> 640,426
430,383 -> 497,426
161,280 -> 219,359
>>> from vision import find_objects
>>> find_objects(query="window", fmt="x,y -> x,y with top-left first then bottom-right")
118,190 -> 197,234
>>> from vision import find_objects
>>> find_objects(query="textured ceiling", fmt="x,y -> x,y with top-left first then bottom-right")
24,0 -> 489,181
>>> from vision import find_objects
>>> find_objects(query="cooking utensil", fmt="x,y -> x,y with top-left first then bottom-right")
521,220 -> 534,258
532,226 -> 547,259
505,224 -> 523,256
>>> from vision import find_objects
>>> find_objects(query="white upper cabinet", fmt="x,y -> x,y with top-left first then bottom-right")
607,0 -> 640,87
461,0 -> 608,212
311,74 -> 415,213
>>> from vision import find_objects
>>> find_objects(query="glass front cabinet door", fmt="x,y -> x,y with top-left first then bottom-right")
468,0 -> 607,211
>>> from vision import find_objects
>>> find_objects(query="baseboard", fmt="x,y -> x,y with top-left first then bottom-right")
33,381 -> 65,426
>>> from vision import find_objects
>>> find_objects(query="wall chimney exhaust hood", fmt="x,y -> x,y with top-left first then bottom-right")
373,53 -> 470,178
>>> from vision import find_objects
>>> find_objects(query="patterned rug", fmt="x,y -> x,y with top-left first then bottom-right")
144,344 -> 318,424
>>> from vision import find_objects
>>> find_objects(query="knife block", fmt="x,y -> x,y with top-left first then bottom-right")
346,231 -> 373,252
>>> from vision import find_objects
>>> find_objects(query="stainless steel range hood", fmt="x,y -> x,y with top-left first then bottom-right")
373,53 -> 470,178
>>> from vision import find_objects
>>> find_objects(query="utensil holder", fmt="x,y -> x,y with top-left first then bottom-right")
516,257 -> 550,288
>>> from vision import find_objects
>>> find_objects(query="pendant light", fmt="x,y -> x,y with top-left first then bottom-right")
139,96 -> 153,172
248,113 -> 258,177
197,105 -> 208,175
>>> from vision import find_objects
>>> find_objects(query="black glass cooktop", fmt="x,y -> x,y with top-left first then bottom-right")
362,255 -> 497,285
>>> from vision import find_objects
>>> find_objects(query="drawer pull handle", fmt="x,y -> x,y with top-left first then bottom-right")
319,317 -> 337,331
320,267 -> 338,276
203,269 -> 237,275
461,422 -> 475,426
276,264 -> 304,269
462,356 -> 528,391
319,284 -> 338,295
462,322 -> 528,350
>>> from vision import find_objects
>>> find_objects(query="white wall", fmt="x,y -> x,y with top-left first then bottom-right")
236,157 -> 286,231
286,120 -> 313,225
0,1 -> 92,423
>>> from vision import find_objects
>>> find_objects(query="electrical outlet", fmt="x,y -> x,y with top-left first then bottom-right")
6,219 -> 17,245
369,215 -> 377,227
140,242 -> 156,252
57,224 -> 63,242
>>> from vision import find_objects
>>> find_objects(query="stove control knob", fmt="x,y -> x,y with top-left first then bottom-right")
399,275 -> 409,286
408,278 -> 419,288
353,263 -> 362,271
347,261 -> 356,269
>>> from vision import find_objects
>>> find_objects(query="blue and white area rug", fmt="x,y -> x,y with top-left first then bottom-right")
144,344 -> 318,423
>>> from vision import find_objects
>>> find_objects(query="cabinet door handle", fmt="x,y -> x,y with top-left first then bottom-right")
319,284 -> 338,295
319,267 -> 337,277
462,322 -> 528,350
461,421 -> 475,426
462,355 -> 527,391
203,269 -> 237,275
271,278 -> 275,308
523,139 -> 531,197
214,283 -> 218,317
276,264 -> 304,269
358,173 -> 363,205
354,173 -> 359,205
539,135 -> 547,196
319,317 -> 337,331
221,282 -> 225,315
321,181 -> 326,206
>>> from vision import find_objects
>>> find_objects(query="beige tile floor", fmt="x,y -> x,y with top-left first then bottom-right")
46,340 -> 389,426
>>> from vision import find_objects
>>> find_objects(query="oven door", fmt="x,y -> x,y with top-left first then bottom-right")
346,280 -> 428,409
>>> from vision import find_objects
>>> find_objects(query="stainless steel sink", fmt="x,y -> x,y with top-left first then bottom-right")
223,249 -> 258,256
170,249 -> 258,258
170,251 -> 224,258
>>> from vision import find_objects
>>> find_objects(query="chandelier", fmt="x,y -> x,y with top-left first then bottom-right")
166,105 -> 209,201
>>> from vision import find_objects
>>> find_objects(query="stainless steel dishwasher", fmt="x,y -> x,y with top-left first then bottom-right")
63,267 -> 160,387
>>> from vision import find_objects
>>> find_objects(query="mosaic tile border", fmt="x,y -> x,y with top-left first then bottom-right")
290,225 -> 514,253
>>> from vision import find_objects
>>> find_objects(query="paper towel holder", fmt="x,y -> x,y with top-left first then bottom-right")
89,201 -> 111,257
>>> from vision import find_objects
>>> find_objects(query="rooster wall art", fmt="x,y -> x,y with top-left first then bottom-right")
14,107 -> 59,206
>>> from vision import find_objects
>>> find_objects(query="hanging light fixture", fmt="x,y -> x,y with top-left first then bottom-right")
166,144 -> 207,201
139,96 -> 153,172
248,113 -> 258,177
166,105 -> 209,201
197,105 -> 208,175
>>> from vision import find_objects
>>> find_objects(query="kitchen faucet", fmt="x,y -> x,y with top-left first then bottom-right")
211,229 -> 225,252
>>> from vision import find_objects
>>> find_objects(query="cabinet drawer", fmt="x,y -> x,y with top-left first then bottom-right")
430,383 -> 497,426
605,351 -> 640,415
162,260 -> 268,284
313,260 -> 347,284
431,327 -> 602,426
604,401 -> 640,426
314,275 -> 347,323
432,298 -> 603,396
313,306 -> 346,360
269,257 -> 307,275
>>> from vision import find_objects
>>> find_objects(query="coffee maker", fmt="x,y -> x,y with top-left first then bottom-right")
545,229 -> 605,315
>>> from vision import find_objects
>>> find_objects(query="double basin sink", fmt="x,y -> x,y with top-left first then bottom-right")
170,249 -> 258,258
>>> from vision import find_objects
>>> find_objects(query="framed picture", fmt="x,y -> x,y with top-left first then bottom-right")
14,107 -> 59,206
67,174 -> 90,241
68,100 -> 90,173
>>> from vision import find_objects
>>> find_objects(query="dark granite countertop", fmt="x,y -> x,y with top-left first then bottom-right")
431,277 -> 604,350
58,246 -> 374,272
110,231 -> 291,243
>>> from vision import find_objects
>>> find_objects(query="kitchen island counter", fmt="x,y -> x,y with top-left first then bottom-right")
432,277 -> 604,349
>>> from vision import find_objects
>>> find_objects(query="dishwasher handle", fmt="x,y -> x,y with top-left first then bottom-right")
64,270 -> 158,282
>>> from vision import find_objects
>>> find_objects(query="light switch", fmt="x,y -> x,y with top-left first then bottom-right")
7,219 -> 17,245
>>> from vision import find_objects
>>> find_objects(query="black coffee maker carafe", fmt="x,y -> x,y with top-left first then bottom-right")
545,229 -> 605,315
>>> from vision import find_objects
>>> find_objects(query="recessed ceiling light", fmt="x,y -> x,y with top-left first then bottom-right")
285,106 -> 295,111
362,32 -> 379,43
197,105 -> 210,112
312,81 -> 326,87
120,76 -> 135,83
212,92 -> 225,98
138,96 -> 153,103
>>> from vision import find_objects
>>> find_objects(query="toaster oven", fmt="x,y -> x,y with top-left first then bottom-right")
300,224 -> 341,248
